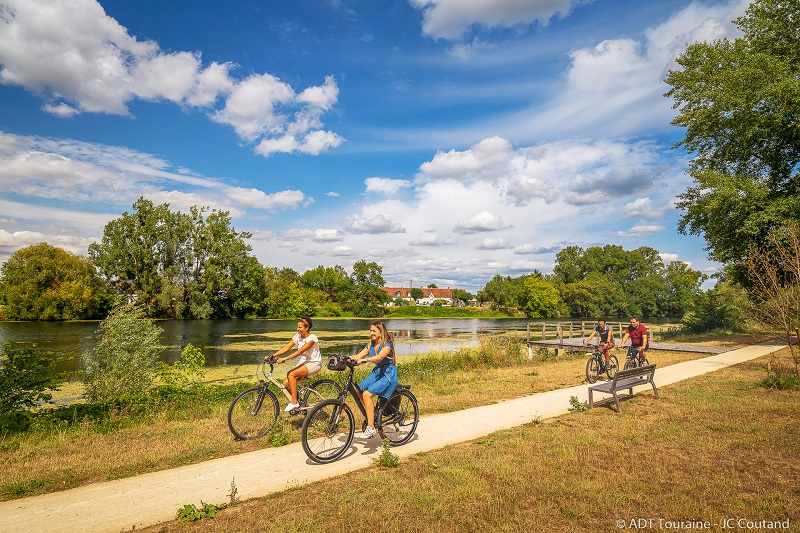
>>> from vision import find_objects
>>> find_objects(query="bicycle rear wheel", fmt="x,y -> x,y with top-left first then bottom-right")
227,387 -> 279,440
301,379 -> 342,409
585,356 -> 600,383
377,389 -> 419,446
605,355 -> 619,379
302,399 -> 354,463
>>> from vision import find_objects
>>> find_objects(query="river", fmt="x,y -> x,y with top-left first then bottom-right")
0,317 -> 537,374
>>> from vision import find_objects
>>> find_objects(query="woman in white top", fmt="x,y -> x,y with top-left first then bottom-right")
266,316 -> 322,412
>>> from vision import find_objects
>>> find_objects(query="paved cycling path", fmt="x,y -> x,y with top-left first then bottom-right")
0,341 -> 786,533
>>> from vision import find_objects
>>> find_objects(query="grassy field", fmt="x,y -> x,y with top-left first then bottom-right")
140,347 -> 800,533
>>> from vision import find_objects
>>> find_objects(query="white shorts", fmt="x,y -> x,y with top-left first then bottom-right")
292,361 -> 321,376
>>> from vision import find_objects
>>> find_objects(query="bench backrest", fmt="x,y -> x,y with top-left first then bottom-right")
610,363 -> 657,388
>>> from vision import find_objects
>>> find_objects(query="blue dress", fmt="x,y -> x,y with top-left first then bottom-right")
358,342 -> 398,400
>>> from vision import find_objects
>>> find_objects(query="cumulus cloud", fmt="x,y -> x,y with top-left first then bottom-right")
513,244 -> 559,255
0,0 -> 343,156
410,0 -> 576,40
312,229 -> 345,242
330,245 -> 355,257
409,232 -> 456,247
622,197 -> 669,219
364,177 -> 412,195
476,237 -> 512,250
418,136 -> 512,180
343,214 -> 406,234
453,211 -> 510,234
616,220 -> 665,237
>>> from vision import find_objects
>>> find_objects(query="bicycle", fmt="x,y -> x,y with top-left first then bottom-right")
227,357 -> 342,440
301,354 -> 419,464
622,345 -> 650,370
585,342 -> 619,384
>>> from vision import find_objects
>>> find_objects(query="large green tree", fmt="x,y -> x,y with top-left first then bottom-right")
0,243 -> 110,320
350,260 -> 389,316
89,198 -> 256,318
665,0 -> 800,281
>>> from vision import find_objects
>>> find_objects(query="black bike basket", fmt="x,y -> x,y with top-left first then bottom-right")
326,353 -> 348,371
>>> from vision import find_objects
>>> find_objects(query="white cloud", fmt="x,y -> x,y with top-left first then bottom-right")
622,197 -> 669,219
418,136 -> 512,180
343,214 -> 406,234
409,232 -> 456,247
616,220 -> 666,237
365,177 -> 412,195
330,245 -> 355,257
410,0 -> 576,40
312,229 -> 345,242
659,253 -> 680,263
0,0 -> 343,156
476,237 -> 512,250
513,244 -> 559,255
453,210 -> 510,234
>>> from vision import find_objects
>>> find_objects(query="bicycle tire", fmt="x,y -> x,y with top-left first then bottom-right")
606,355 -> 619,379
377,389 -> 419,446
301,399 -> 354,463
301,379 -> 342,408
227,387 -> 279,440
585,355 -> 600,384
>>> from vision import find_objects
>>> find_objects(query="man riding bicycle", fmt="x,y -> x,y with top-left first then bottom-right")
619,316 -> 649,364
583,318 -> 614,371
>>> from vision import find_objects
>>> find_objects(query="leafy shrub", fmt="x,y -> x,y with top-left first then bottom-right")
0,342 -> 62,414
373,439 -> 399,467
156,343 -> 206,386
82,303 -> 163,404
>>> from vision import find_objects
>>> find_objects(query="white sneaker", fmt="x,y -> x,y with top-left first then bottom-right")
362,426 -> 376,439
284,402 -> 299,412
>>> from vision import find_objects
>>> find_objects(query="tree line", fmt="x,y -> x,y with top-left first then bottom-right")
0,198 -> 390,320
0,198 -> 709,321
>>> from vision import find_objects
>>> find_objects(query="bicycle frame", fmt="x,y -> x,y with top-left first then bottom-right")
258,362 -> 316,404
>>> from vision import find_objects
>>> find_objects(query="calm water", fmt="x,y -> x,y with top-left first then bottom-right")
0,318 -> 536,374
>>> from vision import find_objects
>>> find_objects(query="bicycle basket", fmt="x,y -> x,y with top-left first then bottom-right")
326,353 -> 348,371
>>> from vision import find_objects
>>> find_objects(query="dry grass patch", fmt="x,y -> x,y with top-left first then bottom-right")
141,353 -> 800,533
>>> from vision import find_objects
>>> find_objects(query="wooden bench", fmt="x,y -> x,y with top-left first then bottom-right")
588,364 -> 659,413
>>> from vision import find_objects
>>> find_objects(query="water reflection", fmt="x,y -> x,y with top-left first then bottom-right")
0,317 -> 540,373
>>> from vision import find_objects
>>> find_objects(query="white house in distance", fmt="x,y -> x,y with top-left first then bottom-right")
381,287 -> 454,306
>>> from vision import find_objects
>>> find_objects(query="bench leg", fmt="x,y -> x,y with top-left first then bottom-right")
588,389 -> 594,408
612,391 -> 621,413
651,382 -> 659,399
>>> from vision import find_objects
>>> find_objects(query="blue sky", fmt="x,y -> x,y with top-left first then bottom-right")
0,0 -> 750,292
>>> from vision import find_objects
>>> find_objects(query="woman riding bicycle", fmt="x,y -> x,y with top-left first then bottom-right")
353,320 -> 397,439
266,316 -> 322,412
583,317 -> 614,371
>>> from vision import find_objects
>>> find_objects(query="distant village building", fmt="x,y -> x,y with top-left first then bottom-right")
381,287 -> 454,306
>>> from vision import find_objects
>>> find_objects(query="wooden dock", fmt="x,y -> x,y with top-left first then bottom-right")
525,321 -> 728,355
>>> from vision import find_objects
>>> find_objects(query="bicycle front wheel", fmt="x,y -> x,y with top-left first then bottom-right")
585,356 -> 600,383
227,387 -> 279,440
377,389 -> 419,446
302,379 -> 342,408
302,400 -> 354,463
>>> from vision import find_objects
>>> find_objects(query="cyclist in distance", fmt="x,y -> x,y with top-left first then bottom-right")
583,317 -> 615,371
618,316 -> 649,364
353,320 -> 398,439
266,316 -> 322,412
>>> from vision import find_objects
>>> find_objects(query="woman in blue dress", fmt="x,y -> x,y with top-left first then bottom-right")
353,320 -> 398,439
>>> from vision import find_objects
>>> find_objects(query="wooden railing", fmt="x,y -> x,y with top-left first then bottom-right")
526,321 -> 680,346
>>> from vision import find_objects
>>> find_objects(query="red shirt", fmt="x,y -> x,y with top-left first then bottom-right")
626,324 -> 648,346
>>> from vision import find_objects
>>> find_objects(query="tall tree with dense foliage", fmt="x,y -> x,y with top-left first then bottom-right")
665,0 -> 800,282
0,243 -> 110,320
350,260 -> 389,316
89,198 -> 256,318
523,275 -> 561,318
